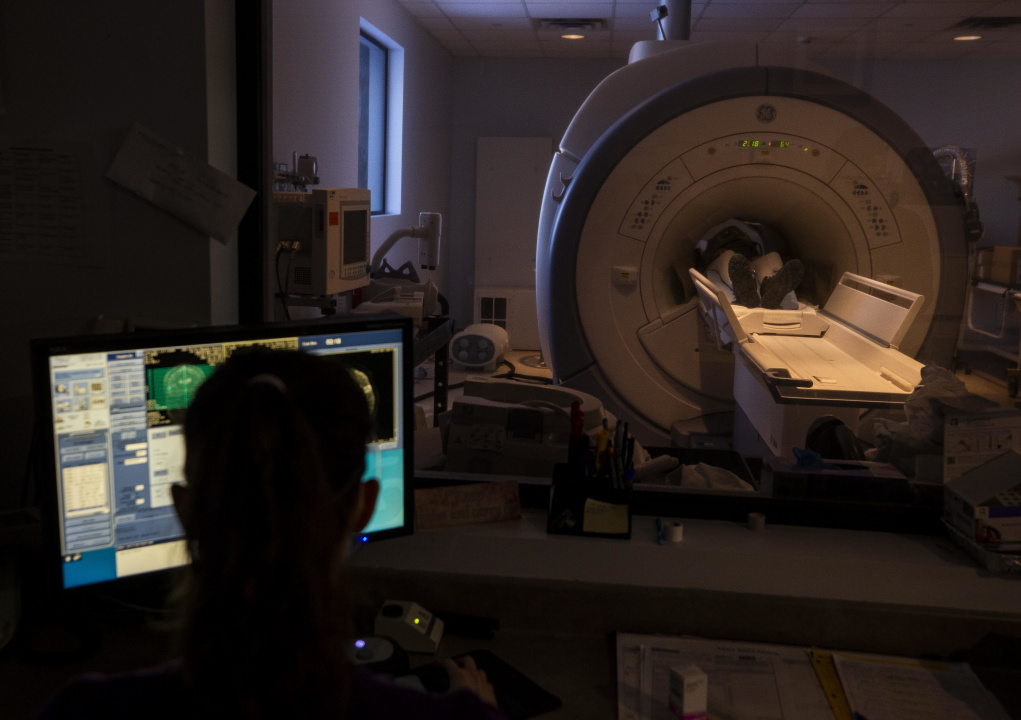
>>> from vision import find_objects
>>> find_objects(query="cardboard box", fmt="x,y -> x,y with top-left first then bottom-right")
974,246 -> 1021,286
944,451 -> 1021,548
944,410 -> 1021,484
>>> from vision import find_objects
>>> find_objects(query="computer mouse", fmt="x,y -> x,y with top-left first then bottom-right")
347,635 -> 411,676
348,636 -> 395,665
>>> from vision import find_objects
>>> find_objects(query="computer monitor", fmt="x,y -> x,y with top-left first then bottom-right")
31,314 -> 414,590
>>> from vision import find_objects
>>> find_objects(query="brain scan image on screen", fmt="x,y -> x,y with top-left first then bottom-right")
163,365 -> 210,409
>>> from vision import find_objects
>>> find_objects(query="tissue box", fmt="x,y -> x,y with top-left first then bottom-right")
944,451 -> 1021,548
668,664 -> 708,720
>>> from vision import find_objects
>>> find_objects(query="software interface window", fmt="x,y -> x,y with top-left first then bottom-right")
45,326 -> 407,589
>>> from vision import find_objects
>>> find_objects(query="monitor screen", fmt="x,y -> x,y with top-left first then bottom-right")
31,315 -> 414,590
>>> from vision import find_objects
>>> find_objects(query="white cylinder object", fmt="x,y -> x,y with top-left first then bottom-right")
448,323 -> 510,368
666,521 -> 684,543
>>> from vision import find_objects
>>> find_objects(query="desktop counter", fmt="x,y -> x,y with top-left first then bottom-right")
349,508 -> 1021,718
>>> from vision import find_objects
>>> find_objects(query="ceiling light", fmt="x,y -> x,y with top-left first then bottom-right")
953,35 -> 982,41
539,18 -> 604,40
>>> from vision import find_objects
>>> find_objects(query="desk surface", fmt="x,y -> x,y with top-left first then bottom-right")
5,511 -> 1020,720
351,510 -> 1021,718
351,509 -> 1021,617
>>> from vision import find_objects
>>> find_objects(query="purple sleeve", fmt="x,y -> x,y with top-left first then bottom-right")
38,664 -> 190,720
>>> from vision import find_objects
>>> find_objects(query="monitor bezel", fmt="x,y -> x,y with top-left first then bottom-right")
30,313 -> 415,593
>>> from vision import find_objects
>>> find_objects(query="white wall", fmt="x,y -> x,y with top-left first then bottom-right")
824,59 -> 1021,356
206,0 -> 238,327
273,0 -> 453,315
823,59 -> 1021,250
0,1 -> 213,508
447,57 -> 625,328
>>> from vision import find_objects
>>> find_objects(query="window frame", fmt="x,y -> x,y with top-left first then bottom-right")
358,30 -> 389,215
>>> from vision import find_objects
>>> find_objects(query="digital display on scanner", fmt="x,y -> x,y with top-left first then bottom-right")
739,140 -> 793,148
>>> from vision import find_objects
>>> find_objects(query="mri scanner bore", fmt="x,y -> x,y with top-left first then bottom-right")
536,43 -> 971,447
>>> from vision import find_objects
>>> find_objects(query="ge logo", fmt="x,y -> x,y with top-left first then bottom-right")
757,104 -> 776,123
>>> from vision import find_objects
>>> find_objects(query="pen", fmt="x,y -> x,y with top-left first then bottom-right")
595,418 -> 609,474
570,400 -> 583,441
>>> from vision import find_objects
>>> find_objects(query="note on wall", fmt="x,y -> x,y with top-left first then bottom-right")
105,125 -> 255,243
0,142 -> 107,266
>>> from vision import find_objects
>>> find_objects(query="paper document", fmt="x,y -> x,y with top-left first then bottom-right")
0,142 -> 107,266
617,633 -> 834,720
106,125 -> 255,243
832,652 -> 1011,720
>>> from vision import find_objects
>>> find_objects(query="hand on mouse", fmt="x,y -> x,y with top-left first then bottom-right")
439,656 -> 498,707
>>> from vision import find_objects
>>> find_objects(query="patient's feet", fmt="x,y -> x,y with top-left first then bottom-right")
760,259 -> 804,309
728,254 -> 760,307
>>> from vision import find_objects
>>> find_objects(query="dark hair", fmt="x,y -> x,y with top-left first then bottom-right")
178,349 -> 371,718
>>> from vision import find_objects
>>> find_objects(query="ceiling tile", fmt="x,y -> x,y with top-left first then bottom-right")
418,16 -> 458,31
776,17 -> 872,32
845,28 -> 935,43
437,2 -> 528,18
702,3 -> 801,19
866,16 -> 964,31
695,17 -> 786,32
883,2 -> 997,17
449,15 -> 534,29
525,3 -> 614,17
792,3 -> 895,18
461,27 -> 540,41
767,29 -> 852,43
401,2 -> 445,18
688,30 -> 773,42
976,1 -> 1021,15
470,42 -> 544,56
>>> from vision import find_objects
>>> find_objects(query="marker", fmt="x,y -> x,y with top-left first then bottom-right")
595,418 -> 609,473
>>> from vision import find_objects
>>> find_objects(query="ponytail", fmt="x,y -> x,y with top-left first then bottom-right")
179,350 -> 371,718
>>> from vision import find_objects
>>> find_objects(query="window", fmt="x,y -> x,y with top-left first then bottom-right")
358,31 -> 388,214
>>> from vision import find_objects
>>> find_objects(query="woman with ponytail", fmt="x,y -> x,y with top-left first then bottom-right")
41,349 -> 504,720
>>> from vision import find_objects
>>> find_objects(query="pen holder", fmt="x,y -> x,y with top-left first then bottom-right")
546,462 -> 632,539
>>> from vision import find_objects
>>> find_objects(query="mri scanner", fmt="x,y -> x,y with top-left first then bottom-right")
536,42 -> 971,448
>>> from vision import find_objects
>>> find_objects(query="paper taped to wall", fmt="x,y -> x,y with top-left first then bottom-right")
0,141 -> 108,267
106,125 -> 254,243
